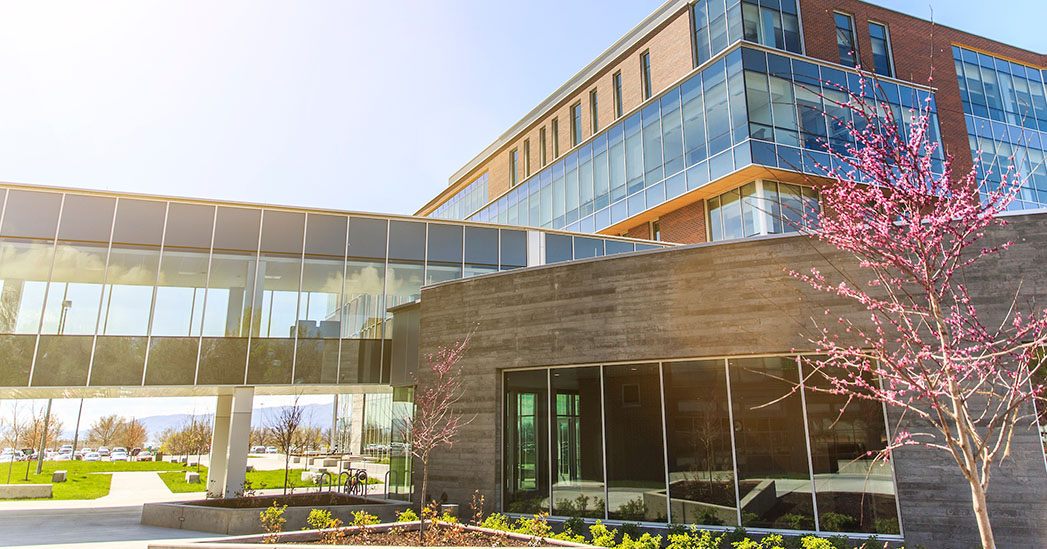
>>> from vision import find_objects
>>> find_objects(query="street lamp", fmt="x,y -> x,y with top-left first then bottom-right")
35,298 -> 72,475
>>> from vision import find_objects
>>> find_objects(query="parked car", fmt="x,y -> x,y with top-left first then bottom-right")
0,449 -> 25,463
83,452 -> 101,462
250,446 -> 266,454
98,447 -> 110,457
265,446 -> 278,454
53,452 -> 71,461
111,449 -> 128,462
59,444 -> 73,455
135,452 -> 154,462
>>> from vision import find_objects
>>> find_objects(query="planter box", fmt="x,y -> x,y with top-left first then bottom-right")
141,495 -> 410,535
0,484 -> 52,499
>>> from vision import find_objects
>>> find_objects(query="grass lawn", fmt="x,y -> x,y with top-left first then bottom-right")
159,466 -> 384,494
0,459 -> 197,500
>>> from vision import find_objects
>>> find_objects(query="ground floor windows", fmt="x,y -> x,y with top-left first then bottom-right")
503,357 -> 901,536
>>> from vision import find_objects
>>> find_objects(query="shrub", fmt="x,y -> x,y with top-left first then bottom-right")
621,522 -> 641,540
396,508 -> 419,523
619,533 -> 663,549
818,513 -> 857,533
480,513 -> 511,531
616,498 -> 648,521
562,516 -> 586,537
666,525 -> 724,549
774,513 -> 813,531
515,512 -> 552,541
874,517 -> 899,535
351,510 -> 380,527
306,509 -> 332,530
259,502 -> 287,543
800,536 -> 835,549
589,521 -> 619,548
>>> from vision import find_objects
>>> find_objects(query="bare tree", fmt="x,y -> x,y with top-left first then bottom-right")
88,414 -> 125,447
2,402 -> 28,483
119,418 -> 148,449
160,414 -> 211,472
266,395 -> 305,495
402,327 -> 475,539
25,412 -> 63,454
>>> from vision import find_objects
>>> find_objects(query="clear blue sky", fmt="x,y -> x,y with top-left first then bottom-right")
0,0 -> 1043,430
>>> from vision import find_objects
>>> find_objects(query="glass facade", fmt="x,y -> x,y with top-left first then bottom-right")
953,46 -> 1047,209
504,357 -> 901,536
707,180 -> 819,241
464,45 -> 940,237
0,185 -> 662,388
695,0 -> 801,67
426,173 -> 489,220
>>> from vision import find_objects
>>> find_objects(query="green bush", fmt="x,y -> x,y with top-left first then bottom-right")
818,513 -> 857,533
619,533 -> 663,549
589,521 -> 619,547
479,513 -> 511,531
395,508 -> 419,523
875,517 -> 900,535
306,508 -> 333,530
621,522 -> 641,539
562,516 -> 586,537
774,513 -> 813,531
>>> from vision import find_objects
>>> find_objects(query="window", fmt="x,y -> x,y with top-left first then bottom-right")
613,71 -> 624,118
650,219 -> 660,241
552,118 -> 560,158
640,51 -> 653,100
834,13 -> 858,67
523,139 -> 531,177
509,149 -> 519,187
570,103 -> 582,147
539,128 -> 547,167
740,0 -> 802,54
590,89 -> 599,134
868,22 -> 893,77
707,180 -> 819,241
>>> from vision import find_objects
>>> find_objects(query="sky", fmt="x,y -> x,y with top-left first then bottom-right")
0,0 -> 1044,428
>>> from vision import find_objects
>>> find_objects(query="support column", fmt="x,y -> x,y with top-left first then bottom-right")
350,394 -> 365,455
223,386 -> 254,497
207,394 -> 233,498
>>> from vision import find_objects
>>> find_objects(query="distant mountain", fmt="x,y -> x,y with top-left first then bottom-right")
62,402 -> 336,443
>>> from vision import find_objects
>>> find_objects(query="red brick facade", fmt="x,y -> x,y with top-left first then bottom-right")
660,200 -> 707,244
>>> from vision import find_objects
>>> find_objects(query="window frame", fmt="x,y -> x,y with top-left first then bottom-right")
613,71 -> 624,119
539,127 -> 547,167
589,88 -> 599,135
833,11 -> 859,68
552,118 -> 560,158
509,148 -> 519,187
570,102 -> 582,147
640,51 -> 653,100
867,20 -> 895,78
523,139 -> 531,177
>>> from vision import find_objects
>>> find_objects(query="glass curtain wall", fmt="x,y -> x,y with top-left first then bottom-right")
466,45 -> 941,237
503,357 -> 900,537
296,213 -> 346,385
247,210 -> 304,384
953,46 -> 1047,209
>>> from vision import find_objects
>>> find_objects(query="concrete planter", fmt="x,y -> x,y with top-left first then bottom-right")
141,495 -> 410,535
0,484 -> 52,499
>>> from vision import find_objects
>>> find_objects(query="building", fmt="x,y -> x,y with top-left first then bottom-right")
1,0 -> 1046,547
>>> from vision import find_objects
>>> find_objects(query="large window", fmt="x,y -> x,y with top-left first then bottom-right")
834,13 -> 858,67
741,0 -> 801,53
695,0 -> 800,66
502,357 -> 901,536
868,22 -> 893,77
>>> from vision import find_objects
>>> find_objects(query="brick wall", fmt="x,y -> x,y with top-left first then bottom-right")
625,222 -> 650,240
660,200 -> 706,243
798,0 -> 1046,175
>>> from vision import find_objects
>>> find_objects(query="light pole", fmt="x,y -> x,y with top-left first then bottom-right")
35,298 -> 72,475
71,398 -> 84,458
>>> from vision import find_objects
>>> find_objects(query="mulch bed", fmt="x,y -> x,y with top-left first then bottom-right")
193,491 -> 370,508
315,526 -> 534,546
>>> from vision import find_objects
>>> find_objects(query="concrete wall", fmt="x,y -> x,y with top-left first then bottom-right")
417,211 -> 1047,547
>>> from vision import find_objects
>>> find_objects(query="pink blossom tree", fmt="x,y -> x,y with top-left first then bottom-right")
404,327 -> 475,538
791,68 -> 1047,548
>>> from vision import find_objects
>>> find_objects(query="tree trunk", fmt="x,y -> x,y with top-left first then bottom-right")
419,459 -> 429,546
969,478 -> 995,549
284,452 -> 291,496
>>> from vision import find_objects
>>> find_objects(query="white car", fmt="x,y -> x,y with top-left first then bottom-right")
83,452 -> 101,462
250,446 -> 266,454
266,446 -> 278,454
111,451 -> 128,462
0,449 -> 24,463
59,445 -> 73,455
98,447 -> 110,457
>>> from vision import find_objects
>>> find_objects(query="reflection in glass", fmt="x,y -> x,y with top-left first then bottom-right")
730,357 -> 814,530
551,367 -> 605,518
247,338 -> 294,384
99,246 -> 160,336
504,369 -> 549,514
198,337 -> 248,385
0,335 -> 35,386
40,243 -> 107,335
202,253 -> 256,338
145,337 -> 199,385
664,360 -> 738,526
344,260 -> 385,339
803,362 -> 899,534
152,203 -> 214,338
604,363 -> 667,522
31,335 -> 92,386
295,338 -> 339,385
0,239 -> 54,334
90,336 -> 147,386
338,338 -> 384,384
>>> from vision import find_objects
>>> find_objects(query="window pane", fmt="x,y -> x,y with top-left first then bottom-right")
31,335 -> 92,387
99,246 -> 160,337
546,234 -> 572,264
213,207 -> 260,252
164,203 -> 215,250
551,366 -> 606,518
91,335 -> 147,386
504,369 -> 550,514
604,363 -> 666,521
0,190 -> 61,240
198,337 -> 248,385
501,229 -> 527,268
705,60 -> 731,156
0,239 -> 54,334
730,357 -> 814,530
427,223 -> 463,264
804,361 -> 899,534
41,243 -> 107,336
664,360 -> 738,527
145,337 -> 199,386
58,194 -> 116,243
294,338 -> 339,385
112,199 -> 165,246
348,217 -> 388,259
0,334 -> 37,386
388,221 -> 425,261
305,213 -> 347,257
343,260 -> 385,339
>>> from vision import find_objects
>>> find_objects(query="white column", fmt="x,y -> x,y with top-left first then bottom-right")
207,394 -> 233,498
223,386 -> 255,497
350,394 -> 365,455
